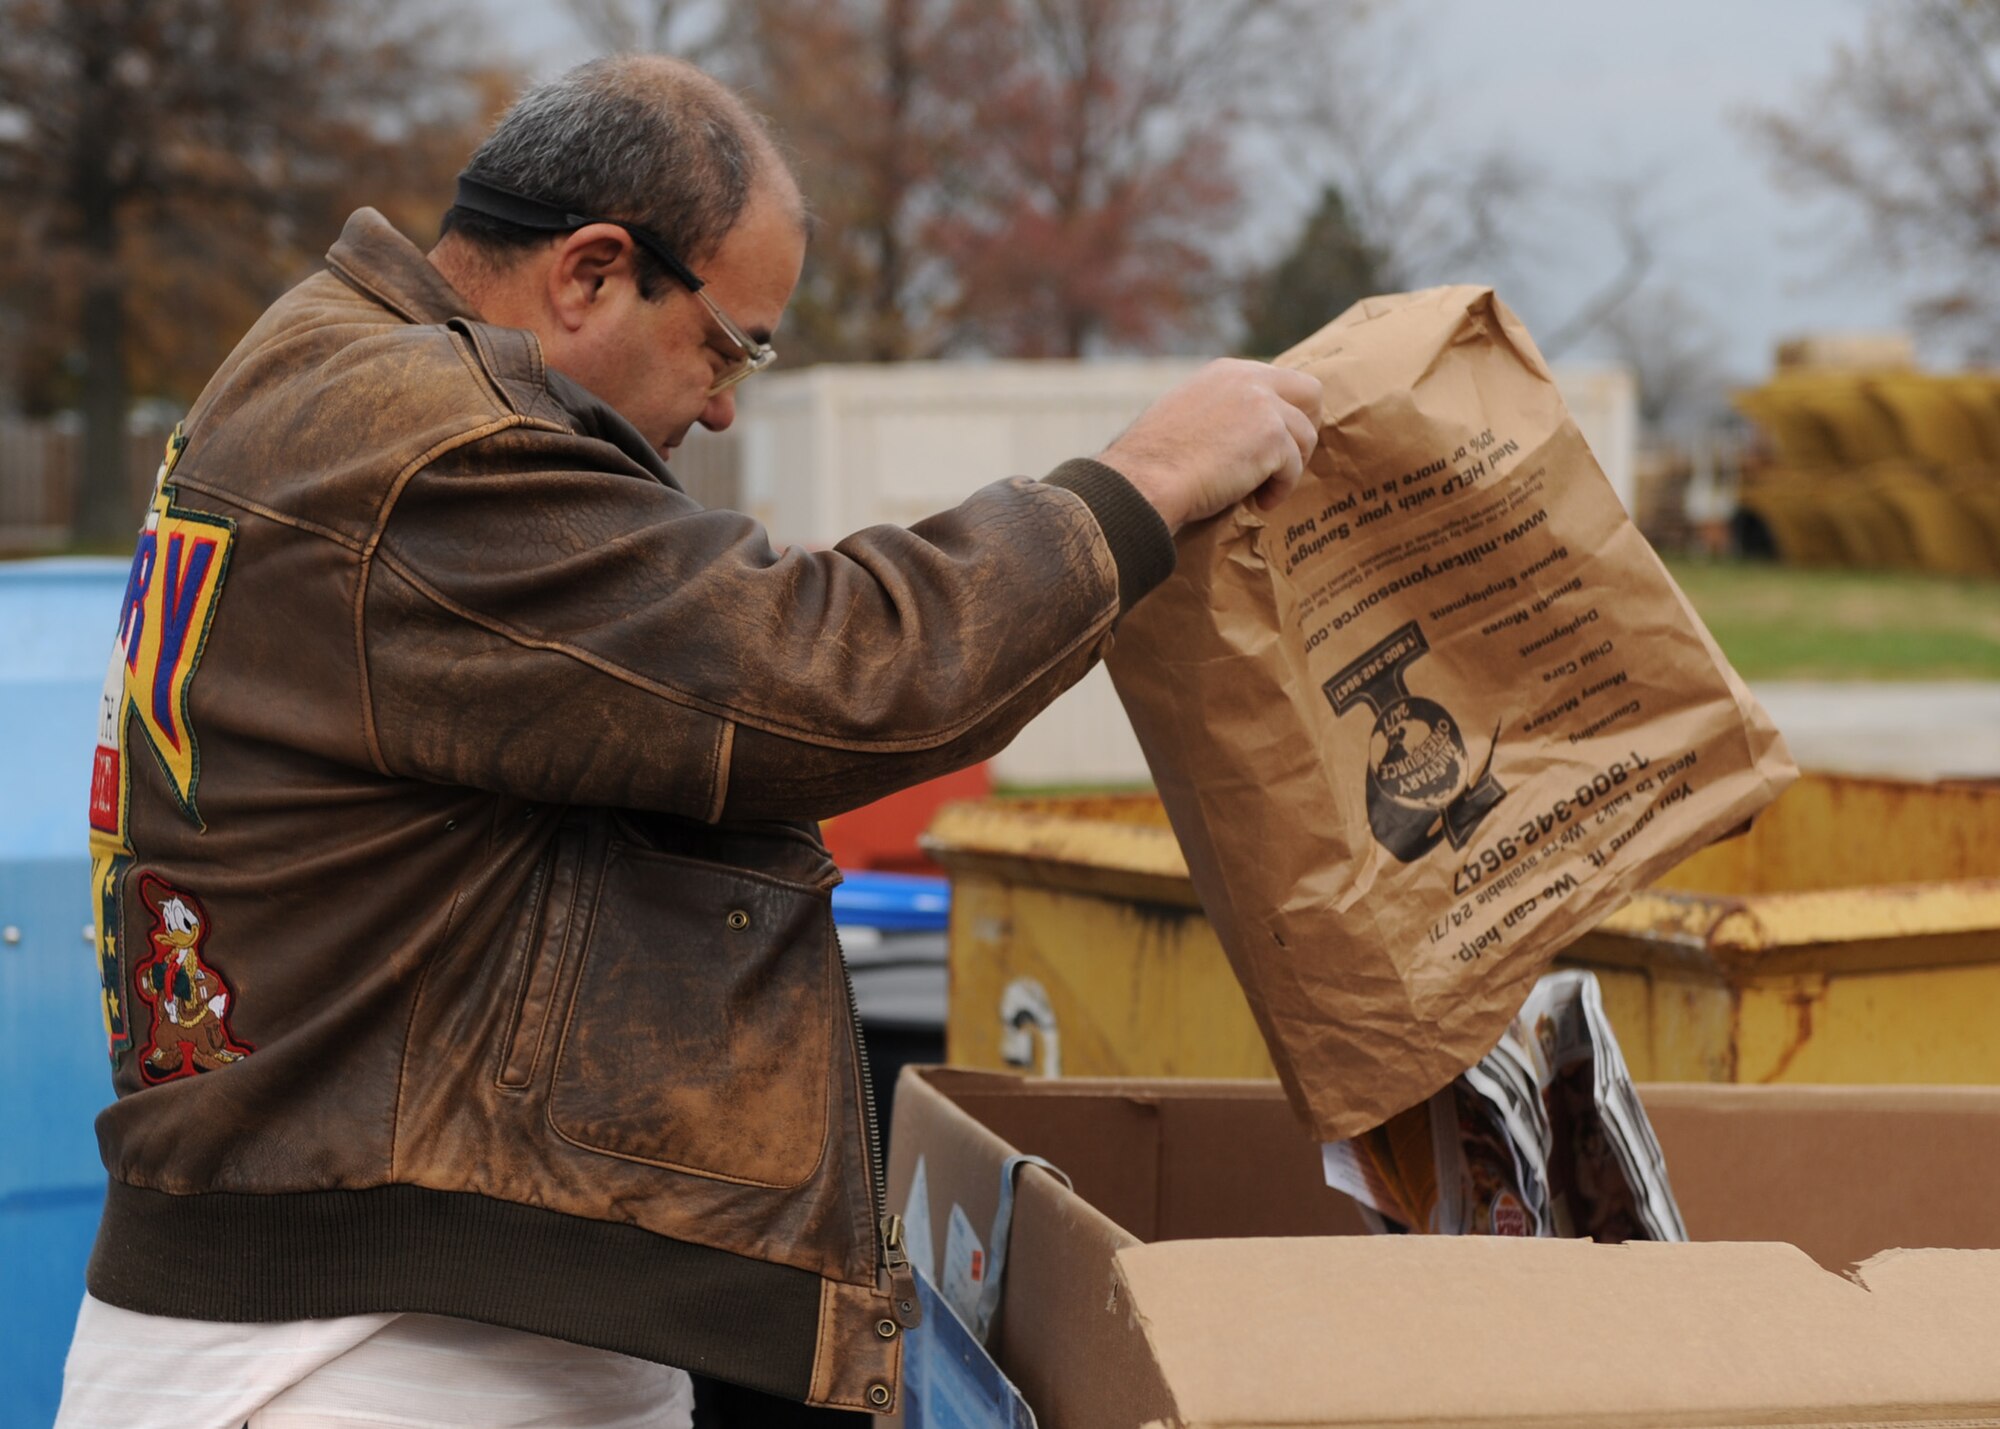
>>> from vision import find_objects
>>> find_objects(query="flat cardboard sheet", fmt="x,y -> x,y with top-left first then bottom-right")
1117,1237 -> 2000,1427
891,1069 -> 2000,1429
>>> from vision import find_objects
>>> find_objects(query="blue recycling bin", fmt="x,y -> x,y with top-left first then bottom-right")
1,558 -> 128,1425
832,869 -> 951,934
833,869 -> 950,1142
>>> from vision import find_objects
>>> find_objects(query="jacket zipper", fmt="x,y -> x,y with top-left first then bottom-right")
832,923 -> 921,1329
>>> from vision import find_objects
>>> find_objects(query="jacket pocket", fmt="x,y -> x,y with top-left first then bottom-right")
495,818 -> 588,1089
547,841 -> 834,1188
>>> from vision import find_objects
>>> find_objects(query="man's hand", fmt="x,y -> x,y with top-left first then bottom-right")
1098,359 -> 1323,533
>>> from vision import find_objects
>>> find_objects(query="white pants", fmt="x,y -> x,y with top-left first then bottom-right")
59,1294 -> 694,1429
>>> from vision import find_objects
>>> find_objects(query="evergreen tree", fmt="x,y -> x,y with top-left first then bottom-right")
1239,184 -> 1386,358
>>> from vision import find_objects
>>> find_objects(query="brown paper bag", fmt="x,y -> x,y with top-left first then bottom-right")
1107,286 -> 1796,1141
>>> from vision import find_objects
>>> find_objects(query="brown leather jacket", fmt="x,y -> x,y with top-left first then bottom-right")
83,209 -> 1173,1412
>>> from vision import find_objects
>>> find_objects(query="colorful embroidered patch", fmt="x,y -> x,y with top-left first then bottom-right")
90,428 -> 234,837
88,425 -> 236,1067
91,851 -> 133,1061
133,875 -> 252,1083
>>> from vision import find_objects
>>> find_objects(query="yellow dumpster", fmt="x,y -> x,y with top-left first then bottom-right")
927,773 -> 2000,1087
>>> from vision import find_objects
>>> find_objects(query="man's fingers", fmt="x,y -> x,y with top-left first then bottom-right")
1249,380 -> 1316,513
1253,470 -> 1296,511
1267,366 -> 1323,427
1254,448 -> 1303,510
1279,398 -> 1318,465
1101,360 -> 1326,530
1258,418 -> 1306,506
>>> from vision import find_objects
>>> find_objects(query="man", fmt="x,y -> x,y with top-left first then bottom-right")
59,54 -> 1320,1426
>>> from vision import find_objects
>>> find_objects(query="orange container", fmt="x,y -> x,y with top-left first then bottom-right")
821,764 -> 993,874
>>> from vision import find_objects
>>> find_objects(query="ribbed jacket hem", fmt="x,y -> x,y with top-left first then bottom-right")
87,1179 -> 824,1401
1043,457 -> 1176,614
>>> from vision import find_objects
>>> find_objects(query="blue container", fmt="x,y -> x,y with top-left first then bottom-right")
0,558 -> 128,1425
831,870 -> 951,933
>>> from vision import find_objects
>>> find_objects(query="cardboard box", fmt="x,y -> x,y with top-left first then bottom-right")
889,1068 -> 2000,1428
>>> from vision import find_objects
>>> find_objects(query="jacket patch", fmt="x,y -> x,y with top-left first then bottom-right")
134,875 -> 252,1083
88,426 -> 234,1068
89,425 -> 235,842
91,851 -> 133,1061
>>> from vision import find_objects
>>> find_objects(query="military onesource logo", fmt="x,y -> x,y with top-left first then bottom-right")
1324,620 -> 1505,862
87,426 -> 238,1066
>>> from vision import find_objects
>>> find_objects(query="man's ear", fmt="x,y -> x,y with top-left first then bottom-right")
546,223 -> 638,334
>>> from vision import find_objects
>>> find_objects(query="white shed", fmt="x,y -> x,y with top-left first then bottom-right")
736,360 -> 1203,548
731,358 -> 1637,786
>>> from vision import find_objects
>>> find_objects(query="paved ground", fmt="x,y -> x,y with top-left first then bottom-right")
1751,682 -> 2000,782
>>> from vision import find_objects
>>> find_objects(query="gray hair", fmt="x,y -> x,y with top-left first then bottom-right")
442,55 -> 783,297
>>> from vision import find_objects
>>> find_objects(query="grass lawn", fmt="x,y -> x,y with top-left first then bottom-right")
11,545 -> 1995,681
1665,558 -> 2000,681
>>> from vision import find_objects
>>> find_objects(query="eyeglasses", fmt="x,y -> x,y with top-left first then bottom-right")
452,173 -> 777,397
689,287 -> 777,395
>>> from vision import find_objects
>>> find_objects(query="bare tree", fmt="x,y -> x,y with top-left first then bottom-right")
563,0 -> 740,64
1749,0 -> 2000,357
927,0 -> 1324,357
1272,10 -> 1538,295
725,0 -> 972,362
0,0 -> 510,542
1231,7 -> 1617,361
587,0 -> 1364,363
560,0 -> 1626,366
1532,180 -> 1656,360
1598,283 -> 1736,442
1275,6 -> 1684,362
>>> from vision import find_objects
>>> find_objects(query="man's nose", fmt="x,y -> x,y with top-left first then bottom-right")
698,389 -> 737,433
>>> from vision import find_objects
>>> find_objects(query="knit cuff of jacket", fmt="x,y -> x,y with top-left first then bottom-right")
1042,457 -> 1176,616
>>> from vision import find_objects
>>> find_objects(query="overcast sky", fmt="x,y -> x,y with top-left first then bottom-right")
487,0 -> 1918,381
1401,0 -> 1905,377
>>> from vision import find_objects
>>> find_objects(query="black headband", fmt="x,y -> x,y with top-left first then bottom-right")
451,174 -> 705,293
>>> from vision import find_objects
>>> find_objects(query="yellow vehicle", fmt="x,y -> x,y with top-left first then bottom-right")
1735,369 -> 2000,575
